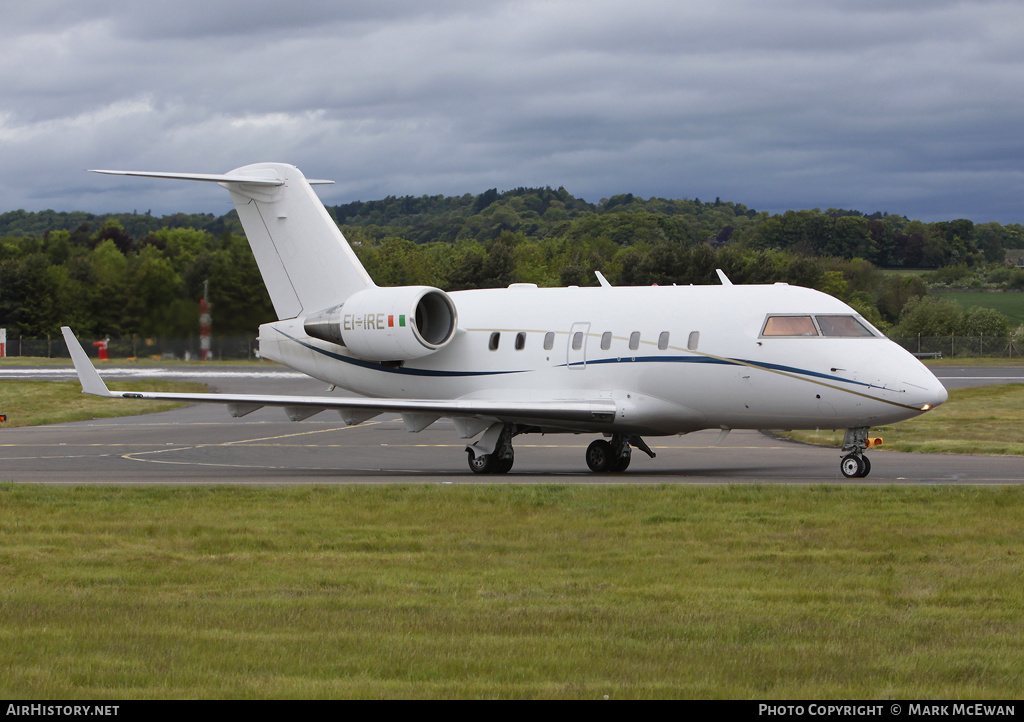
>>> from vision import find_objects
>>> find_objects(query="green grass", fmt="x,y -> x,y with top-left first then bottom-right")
783,384 -> 1024,455
0,484 -> 1022,699
935,291 -> 1024,327
923,357 -> 1024,367
0,356 -> 274,367
0,380 -> 206,427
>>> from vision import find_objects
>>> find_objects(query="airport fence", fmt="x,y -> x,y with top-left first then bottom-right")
889,335 -> 1021,359
1,334 -> 260,361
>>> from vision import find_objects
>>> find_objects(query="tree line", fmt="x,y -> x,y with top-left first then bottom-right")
2,186 -> 1023,340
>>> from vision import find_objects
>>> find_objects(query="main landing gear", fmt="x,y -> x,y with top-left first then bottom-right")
840,427 -> 881,478
466,424 -> 516,475
585,435 -> 656,473
465,425 -> 655,475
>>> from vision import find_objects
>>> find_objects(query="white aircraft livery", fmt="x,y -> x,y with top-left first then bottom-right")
64,162 -> 949,477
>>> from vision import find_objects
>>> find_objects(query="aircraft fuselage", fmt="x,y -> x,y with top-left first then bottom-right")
258,282 -> 946,436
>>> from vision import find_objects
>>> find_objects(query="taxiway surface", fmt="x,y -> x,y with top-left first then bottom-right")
2,364 -> 1022,484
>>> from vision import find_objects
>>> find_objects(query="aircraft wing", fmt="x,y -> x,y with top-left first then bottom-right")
60,328 -> 616,429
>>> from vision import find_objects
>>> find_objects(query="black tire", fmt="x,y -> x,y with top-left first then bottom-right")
840,453 -> 865,479
586,439 -> 613,472
494,451 -> 514,474
857,455 -> 871,478
468,451 -> 496,474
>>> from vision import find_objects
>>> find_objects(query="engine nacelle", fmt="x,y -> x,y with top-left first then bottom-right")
303,286 -> 458,361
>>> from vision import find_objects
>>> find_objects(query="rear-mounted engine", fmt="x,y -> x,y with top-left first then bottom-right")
303,286 -> 458,361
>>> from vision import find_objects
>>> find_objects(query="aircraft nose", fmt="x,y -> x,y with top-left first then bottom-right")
931,379 -> 949,408
916,373 -> 948,411
896,361 -> 948,412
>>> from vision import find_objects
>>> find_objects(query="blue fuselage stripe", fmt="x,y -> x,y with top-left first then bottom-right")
275,329 -> 870,387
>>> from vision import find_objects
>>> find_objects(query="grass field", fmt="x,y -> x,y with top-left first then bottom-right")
783,384 -> 1024,455
934,290 -> 1024,327
923,357 -> 1024,367
0,356 -> 271,367
1,484 -> 1022,699
0,380 -> 205,427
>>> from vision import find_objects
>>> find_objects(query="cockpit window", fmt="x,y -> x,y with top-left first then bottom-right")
762,315 -> 818,336
815,315 -> 875,337
761,314 -> 877,338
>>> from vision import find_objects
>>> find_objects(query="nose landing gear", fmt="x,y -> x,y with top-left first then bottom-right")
840,452 -> 871,478
840,427 -> 881,478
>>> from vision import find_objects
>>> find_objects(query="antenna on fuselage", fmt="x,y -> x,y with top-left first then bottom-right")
716,269 -> 733,286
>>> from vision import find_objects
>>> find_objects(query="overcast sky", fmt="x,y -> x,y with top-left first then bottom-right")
2,0 -> 1022,223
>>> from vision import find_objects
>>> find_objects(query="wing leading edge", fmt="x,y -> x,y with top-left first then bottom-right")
59,327 -> 617,430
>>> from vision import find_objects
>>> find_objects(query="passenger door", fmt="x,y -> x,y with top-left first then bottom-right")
567,322 -> 590,370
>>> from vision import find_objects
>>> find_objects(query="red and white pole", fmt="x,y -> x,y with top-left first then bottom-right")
200,280 -> 212,361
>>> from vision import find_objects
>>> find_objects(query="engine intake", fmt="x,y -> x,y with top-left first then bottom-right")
303,286 -> 458,361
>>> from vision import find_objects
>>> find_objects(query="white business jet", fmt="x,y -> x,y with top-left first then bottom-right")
64,162 -> 948,477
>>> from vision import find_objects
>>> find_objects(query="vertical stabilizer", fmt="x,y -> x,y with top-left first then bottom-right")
220,163 -> 374,319
91,163 -> 375,320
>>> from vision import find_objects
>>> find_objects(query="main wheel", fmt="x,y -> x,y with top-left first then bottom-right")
494,450 -> 514,474
840,453 -> 866,479
610,449 -> 632,472
468,451 -> 496,474
586,439 -> 613,472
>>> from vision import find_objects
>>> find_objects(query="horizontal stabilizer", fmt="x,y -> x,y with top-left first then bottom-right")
90,163 -> 366,320
90,169 -> 282,185
89,169 -> 334,185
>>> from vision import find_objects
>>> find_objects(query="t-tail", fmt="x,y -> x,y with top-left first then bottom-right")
91,163 -> 459,360
90,163 -> 375,320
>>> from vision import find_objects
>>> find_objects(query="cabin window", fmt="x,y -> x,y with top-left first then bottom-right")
543,332 -> 555,350
515,332 -> 526,350
815,315 -> 875,337
572,332 -> 584,351
658,331 -> 670,350
761,315 -> 818,337
489,332 -> 501,350
687,331 -> 700,351
601,332 -> 612,350
629,332 -> 640,351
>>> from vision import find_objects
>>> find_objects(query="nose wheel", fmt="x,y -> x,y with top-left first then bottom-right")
840,453 -> 871,478
840,427 -> 878,478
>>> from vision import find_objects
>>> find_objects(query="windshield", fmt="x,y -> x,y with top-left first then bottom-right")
761,314 -> 877,338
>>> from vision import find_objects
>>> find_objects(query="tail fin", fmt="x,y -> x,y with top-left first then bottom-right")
91,163 -> 375,319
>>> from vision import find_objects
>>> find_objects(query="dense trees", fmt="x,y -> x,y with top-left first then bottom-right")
892,296 -> 1011,339
738,210 -> 1023,268
0,225 -> 270,338
2,185 -> 1021,340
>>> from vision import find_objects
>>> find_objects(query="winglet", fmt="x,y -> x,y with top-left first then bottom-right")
61,327 -> 114,397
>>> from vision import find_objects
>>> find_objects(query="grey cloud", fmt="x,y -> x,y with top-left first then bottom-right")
1,0 -> 1022,223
